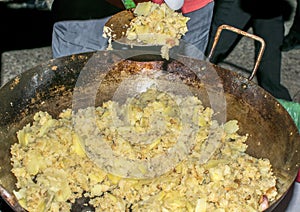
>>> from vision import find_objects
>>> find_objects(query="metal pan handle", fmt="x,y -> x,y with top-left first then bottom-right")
207,24 -> 266,81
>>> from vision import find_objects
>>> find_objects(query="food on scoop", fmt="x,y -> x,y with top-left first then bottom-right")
104,10 -> 135,41
103,2 -> 190,59
10,87 -> 277,211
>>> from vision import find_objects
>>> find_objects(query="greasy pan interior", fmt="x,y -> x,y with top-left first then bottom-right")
0,50 -> 299,211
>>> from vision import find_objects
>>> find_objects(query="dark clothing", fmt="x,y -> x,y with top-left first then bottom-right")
205,0 -> 292,101
281,0 -> 300,52
51,0 -> 121,22
240,0 -> 285,19
290,0 -> 300,35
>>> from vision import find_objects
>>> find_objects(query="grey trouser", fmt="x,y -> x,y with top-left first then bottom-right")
52,17 -> 110,58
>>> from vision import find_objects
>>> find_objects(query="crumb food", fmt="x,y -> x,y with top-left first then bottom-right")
11,88 -> 277,212
103,2 -> 190,60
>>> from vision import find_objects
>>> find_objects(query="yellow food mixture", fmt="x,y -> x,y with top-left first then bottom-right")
103,2 -> 190,59
10,88 -> 277,212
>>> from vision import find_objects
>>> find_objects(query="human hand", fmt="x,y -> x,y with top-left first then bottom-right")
152,0 -> 184,10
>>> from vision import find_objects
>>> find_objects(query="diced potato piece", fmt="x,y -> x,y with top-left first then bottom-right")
108,173 -> 122,184
224,120 -> 239,134
71,133 -> 86,157
195,198 -> 207,212
134,2 -> 154,16
55,182 -> 71,202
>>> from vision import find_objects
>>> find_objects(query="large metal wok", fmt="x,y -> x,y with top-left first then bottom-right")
0,27 -> 299,211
